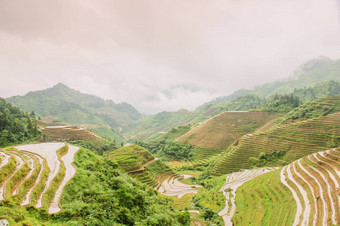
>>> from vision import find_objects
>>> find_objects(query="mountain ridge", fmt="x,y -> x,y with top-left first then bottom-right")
7,83 -> 142,141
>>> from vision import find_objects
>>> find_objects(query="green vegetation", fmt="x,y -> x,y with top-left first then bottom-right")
285,96 -> 340,121
43,144 -> 68,209
252,56 -> 340,96
178,111 -> 277,150
7,83 -> 142,141
5,154 -> 30,202
31,159 -> 50,206
41,126 -> 99,142
153,125 -> 191,142
107,145 -> 154,172
137,141 -> 223,171
232,169 -> 296,225
210,97 -> 340,175
70,139 -> 119,155
0,154 -> 17,188
128,109 -> 195,141
107,144 -> 176,188
15,153 -> 41,203
194,78 -> 340,126
193,175 -> 226,212
0,148 -> 184,225
0,98 -> 40,147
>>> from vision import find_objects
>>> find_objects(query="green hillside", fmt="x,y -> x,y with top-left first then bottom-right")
0,98 -> 40,147
128,109 -> 195,141
107,145 -> 154,172
252,56 -> 340,96
210,97 -> 340,175
194,57 -> 340,123
178,111 -> 277,150
7,83 -> 142,141
0,146 -> 183,225
107,144 -> 175,188
232,169 -> 297,225
233,148 -> 340,225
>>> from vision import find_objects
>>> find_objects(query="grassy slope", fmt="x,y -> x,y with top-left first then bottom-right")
128,109 -> 195,141
152,125 -> 191,142
232,169 -> 296,225
178,111 -> 277,150
210,97 -> 340,175
7,83 -> 141,140
107,145 -> 154,172
0,148 -> 181,225
252,57 -> 340,97
107,145 -> 176,188
41,127 -> 99,141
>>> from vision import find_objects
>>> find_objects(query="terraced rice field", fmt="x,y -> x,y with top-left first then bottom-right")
218,167 -> 278,225
108,145 -> 154,172
211,112 -> 340,175
178,111 -> 277,150
0,142 -> 79,214
42,126 -> 99,141
232,148 -> 340,225
158,174 -> 201,198
168,147 -> 224,170
279,148 -> 340,225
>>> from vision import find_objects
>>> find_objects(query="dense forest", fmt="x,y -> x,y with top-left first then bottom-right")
0,98 -> 40,147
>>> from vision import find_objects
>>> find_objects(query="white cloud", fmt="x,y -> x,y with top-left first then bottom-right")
0,0 -> 339,114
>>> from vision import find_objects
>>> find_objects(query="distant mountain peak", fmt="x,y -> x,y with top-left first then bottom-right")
53,82 -> 71,89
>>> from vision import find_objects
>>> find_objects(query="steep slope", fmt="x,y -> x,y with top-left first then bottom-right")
41,125 -> 99,141
211,97 -> 340,175
252,56 -> 340,97
232,148 -> 340,225
107,145 -> 175,188
178,111 -> 278,150
0,98 -> 40,147
7,83 -> 142,139
128,109 -> 195,141
195,57 -> 340,123
0,144 -> 182,225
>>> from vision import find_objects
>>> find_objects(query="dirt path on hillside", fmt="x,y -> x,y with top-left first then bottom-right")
16,143 -> 65,208
158,174 -> 201,198
280,166 -> 303,226
21,153 -> 44,206
49,145 -> 79,214
12,153 -> 35,196
218,167 -> 276,226
0,153 -> 24,201
127,158 -> 159,173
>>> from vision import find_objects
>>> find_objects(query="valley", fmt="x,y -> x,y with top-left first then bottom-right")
0,58 -> 340,225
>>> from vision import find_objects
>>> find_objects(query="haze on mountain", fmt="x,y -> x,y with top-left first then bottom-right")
0,0 -> 340,114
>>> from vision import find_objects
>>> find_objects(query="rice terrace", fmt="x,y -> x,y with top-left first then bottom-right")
1,1 -> 340,225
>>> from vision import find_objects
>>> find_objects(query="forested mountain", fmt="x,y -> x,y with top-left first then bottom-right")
7,83 -> 142,140
197,57 -> 340,118
128,109 -> 195,141
252,56 -> 340,96
0,98 -> 40,146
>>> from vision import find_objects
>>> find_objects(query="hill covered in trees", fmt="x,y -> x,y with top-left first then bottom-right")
0,98 -> 40,147
7,83 -> 142,141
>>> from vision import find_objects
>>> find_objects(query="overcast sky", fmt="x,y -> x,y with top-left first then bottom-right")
0,0 -> 340,114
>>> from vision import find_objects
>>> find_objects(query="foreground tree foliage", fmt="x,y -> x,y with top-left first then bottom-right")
0,148 -> 185,225
0,98 -> 40,147
59,150 -> 180,225
136,141 -> 194,161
